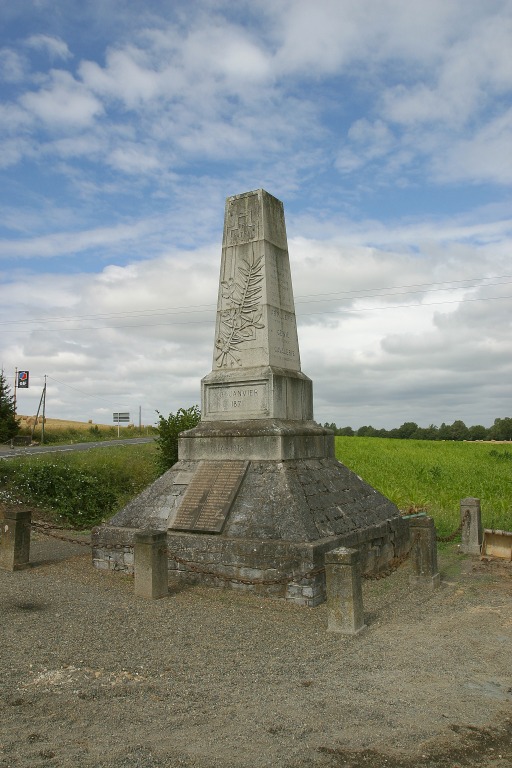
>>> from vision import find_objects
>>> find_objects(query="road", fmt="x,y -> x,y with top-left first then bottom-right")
0,436 -> 155,460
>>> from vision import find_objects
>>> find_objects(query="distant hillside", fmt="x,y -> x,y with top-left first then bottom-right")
19,416 -> 115,431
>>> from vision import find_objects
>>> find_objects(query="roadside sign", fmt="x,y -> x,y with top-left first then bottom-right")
113,412 -> 130,423
18,370 -> 29,388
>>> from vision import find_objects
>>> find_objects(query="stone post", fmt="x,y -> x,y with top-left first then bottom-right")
133,530 -> 168,599
0,509 -> 31,571
460,497 -> 482,555
325,547 -> 366,635
409,516 -> 440,588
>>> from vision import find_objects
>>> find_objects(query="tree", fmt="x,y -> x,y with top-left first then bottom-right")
450,420 -> 469,441
396,422 -> 419,439
488,417 -> 512,441
356,425 -> 381,437
468,424 -> 487,441
155,405 -> 201,472
0,369 -> 19,444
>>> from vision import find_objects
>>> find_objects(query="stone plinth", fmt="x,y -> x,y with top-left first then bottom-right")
133,530 -> 168,599
178,419 -> 334,461
409,516 -> 441,589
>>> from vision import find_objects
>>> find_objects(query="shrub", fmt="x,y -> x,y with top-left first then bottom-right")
16,462 -> 117,528
155,405 -> 201,473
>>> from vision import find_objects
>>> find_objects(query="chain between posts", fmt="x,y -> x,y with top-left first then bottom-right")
31,516 -> 464,586
29,523 -> 414,586
30,521 -> 325,586
362,533 -> 420,581
30,520 -> 92,548
159,546 -> 326,586
436,509 -> 470,543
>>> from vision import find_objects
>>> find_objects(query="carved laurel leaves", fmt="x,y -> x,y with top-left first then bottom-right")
215,250 -> 265,367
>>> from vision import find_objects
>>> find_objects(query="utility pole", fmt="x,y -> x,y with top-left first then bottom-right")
13,367 -> 17,419
32,376 -> 47,444
41,375 -> 46,444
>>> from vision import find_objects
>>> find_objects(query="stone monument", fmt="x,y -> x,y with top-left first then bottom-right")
92,189 -> 409,605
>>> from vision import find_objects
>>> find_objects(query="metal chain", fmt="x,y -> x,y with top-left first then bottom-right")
31,521 -> 92,548
30,518 -> 459,587
436,510 -> 471,543
362,533 -> 420,581
30,522 -> 325,585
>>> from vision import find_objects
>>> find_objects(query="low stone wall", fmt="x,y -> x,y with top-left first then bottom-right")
92,515 -> 410,607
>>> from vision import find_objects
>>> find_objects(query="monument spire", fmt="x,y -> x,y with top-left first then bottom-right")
213,189 -> 300,372
202,189 -> 312,423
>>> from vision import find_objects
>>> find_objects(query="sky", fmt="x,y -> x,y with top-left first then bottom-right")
1,0 -> 511,431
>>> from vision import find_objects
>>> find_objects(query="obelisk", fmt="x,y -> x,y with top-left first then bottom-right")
180,189 -> 332,461
92,189 -> 409,606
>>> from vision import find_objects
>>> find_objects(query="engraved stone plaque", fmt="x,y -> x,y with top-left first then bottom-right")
170,460 -> 249,533
206,380 -> 269,416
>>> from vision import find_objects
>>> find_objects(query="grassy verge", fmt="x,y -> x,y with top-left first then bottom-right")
0,442 -> 160,529
22,425 -> 158,445
335,436 -> 512,535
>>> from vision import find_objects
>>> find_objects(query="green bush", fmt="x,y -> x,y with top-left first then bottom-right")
0,443 -> 160,529
155,405 -> 201,473
16,462 -> 117,528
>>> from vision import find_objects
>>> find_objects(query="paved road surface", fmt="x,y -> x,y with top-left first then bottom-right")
0,436 -> 155,460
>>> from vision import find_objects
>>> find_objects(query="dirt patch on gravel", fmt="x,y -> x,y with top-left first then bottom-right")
1,533 -> 511,768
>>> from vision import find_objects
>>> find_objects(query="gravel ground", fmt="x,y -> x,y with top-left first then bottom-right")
0,529 -> 511,768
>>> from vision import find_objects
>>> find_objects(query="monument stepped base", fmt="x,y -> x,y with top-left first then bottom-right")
92,450 -> 410,606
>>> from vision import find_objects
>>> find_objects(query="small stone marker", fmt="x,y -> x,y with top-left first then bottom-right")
408,516 -> 441,588
325,547 -> 366,635
460,497 -> 483,555
133,530 -> 168,599
0,509 -> 31,571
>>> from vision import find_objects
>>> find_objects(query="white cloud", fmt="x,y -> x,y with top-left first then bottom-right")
25,34 -> 72,61
0,48 -> 27,82
20,69 -> 103,128
1,0 -> 512,429
79,47 -> 165,108
0,220 -> 156,259
2,219 -> 512,427
107,143 -> 161,174
431,109 -> 512,185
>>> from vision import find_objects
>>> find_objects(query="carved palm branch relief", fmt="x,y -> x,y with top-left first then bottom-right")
215,247 -> 265,367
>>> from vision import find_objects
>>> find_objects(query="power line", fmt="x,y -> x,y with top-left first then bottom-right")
45,375 -> 129,409
2,291 -> 511,335
1,273 -> 511,328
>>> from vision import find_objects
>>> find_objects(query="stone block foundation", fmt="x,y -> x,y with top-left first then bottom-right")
92,515 -> 410,607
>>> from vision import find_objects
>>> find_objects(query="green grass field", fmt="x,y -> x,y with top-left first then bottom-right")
2,438 -> 511,537
335,436 -> 512,535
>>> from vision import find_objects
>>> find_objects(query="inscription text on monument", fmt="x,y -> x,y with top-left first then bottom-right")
207,381 -> 269,415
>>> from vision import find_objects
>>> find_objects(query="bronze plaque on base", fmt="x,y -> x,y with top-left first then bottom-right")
170,460 -> 249,533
